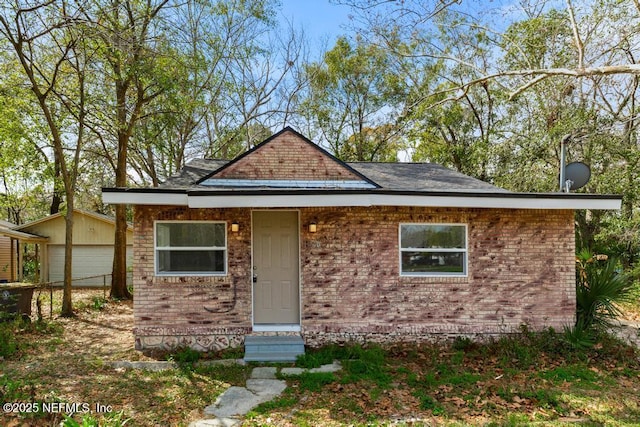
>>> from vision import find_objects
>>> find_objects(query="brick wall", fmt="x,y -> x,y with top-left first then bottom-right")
299,206 -> 575,346
133,206 -> 253,351
133,205 -> 576,350
214,131 -> 363,181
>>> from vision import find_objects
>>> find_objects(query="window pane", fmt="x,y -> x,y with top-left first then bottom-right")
158,250 -> 225,273
401,251 -> 465,274
401,225 -> 465,249
157,223 -> 225,247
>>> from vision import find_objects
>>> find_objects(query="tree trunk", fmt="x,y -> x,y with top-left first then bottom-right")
50,160 -> 63,214
110,203 -> 131,299
110,84 -> 132,300
61,205 -> 74,317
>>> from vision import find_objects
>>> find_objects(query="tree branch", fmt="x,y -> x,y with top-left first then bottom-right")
566,0 -> 585,70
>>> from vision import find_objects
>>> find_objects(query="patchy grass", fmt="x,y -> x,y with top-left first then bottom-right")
250,329 -> 640,426
1,290 -> 252,426
2,290 -> 640,426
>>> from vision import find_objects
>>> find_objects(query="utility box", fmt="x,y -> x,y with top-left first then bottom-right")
0,283 -> 36,320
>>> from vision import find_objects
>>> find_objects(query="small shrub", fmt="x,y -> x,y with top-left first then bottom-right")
562,322 -> 595,349
576,251 -> 633,330
169,347 -> 201,365
91,296 -> 107,310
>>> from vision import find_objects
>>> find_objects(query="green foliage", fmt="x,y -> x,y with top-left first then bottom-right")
0,318 -> 62,359
0,320 -> 19,358
502,9 -> 573,69
168,347 -> 201,366
451,336 -> 476,352
296,371 -> 336,392
296,344 -> 391,389
249,394 -> 298,414
0,317 -> 63,359
303,36 -> 407,161
295,343 -> 353,369
0,375 -> 31,403
485,325 -> 572,368
91,296 -> 107,311
339,345 -> 390,387
575,251 -> 633,330
562,321 -> 596,349
538,364 -> 599,383
418,394 -> 445,415
193,363 -> 252,386
62,411 -> 129,427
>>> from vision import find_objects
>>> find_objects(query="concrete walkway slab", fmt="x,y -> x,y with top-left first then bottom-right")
190,418 -> 240,427
246,379 -> 287,398
250,366 -> 278,379
204,386 -> 263,419
192,362 -> 342,426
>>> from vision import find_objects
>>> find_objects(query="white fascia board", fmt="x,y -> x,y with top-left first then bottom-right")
368,194 -> 621,210
188,193 -> 372,208
102,190 -> 188,206
187,192 -> 621,210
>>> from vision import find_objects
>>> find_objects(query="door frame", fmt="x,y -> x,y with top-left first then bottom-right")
251,209 -> 302,332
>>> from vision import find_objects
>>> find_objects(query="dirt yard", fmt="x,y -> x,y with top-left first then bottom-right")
2,289 -> 640,426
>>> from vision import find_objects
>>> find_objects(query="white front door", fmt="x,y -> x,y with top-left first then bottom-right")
252,211 -> 300,326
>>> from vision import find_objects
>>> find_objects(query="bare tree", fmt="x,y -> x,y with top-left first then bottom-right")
342,0 -> 640,103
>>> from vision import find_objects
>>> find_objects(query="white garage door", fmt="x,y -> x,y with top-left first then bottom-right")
49,245 -> 132,287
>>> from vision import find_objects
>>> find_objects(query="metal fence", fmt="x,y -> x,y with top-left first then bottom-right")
34,272 -> 133,319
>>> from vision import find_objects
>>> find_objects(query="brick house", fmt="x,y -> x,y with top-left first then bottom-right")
103,127 -> 620,358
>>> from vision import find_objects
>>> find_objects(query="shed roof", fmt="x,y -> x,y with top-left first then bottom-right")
0,224 -> 48,243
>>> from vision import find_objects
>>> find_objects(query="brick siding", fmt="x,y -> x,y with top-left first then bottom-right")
133,205 -> 575,351
213,132 -> 363,181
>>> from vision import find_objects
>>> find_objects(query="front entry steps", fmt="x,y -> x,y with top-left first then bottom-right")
243,335 -> 305,362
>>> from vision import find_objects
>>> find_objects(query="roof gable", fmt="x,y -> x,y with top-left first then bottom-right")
14,209 -> 130,231
197,127 -> 378,188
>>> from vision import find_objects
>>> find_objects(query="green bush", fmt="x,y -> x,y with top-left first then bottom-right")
562,321 -> 595,349
170,347 -> 201,365
575,250 -> 633,330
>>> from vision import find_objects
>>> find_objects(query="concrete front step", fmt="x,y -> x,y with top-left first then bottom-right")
244,335 -> 305,362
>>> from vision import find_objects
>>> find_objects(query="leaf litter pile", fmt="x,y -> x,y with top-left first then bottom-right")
1,289 -> 640,426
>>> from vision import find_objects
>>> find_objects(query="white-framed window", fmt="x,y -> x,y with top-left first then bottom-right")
154,221 -> 227,276
399,223 -> 468,276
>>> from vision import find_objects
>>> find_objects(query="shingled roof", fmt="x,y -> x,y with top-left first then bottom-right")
161,159 -> 505,193
103,127 -> 620,210
348,162 -> 505,193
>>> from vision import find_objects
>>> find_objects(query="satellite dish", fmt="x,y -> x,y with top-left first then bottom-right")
564,162 -> 591,191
